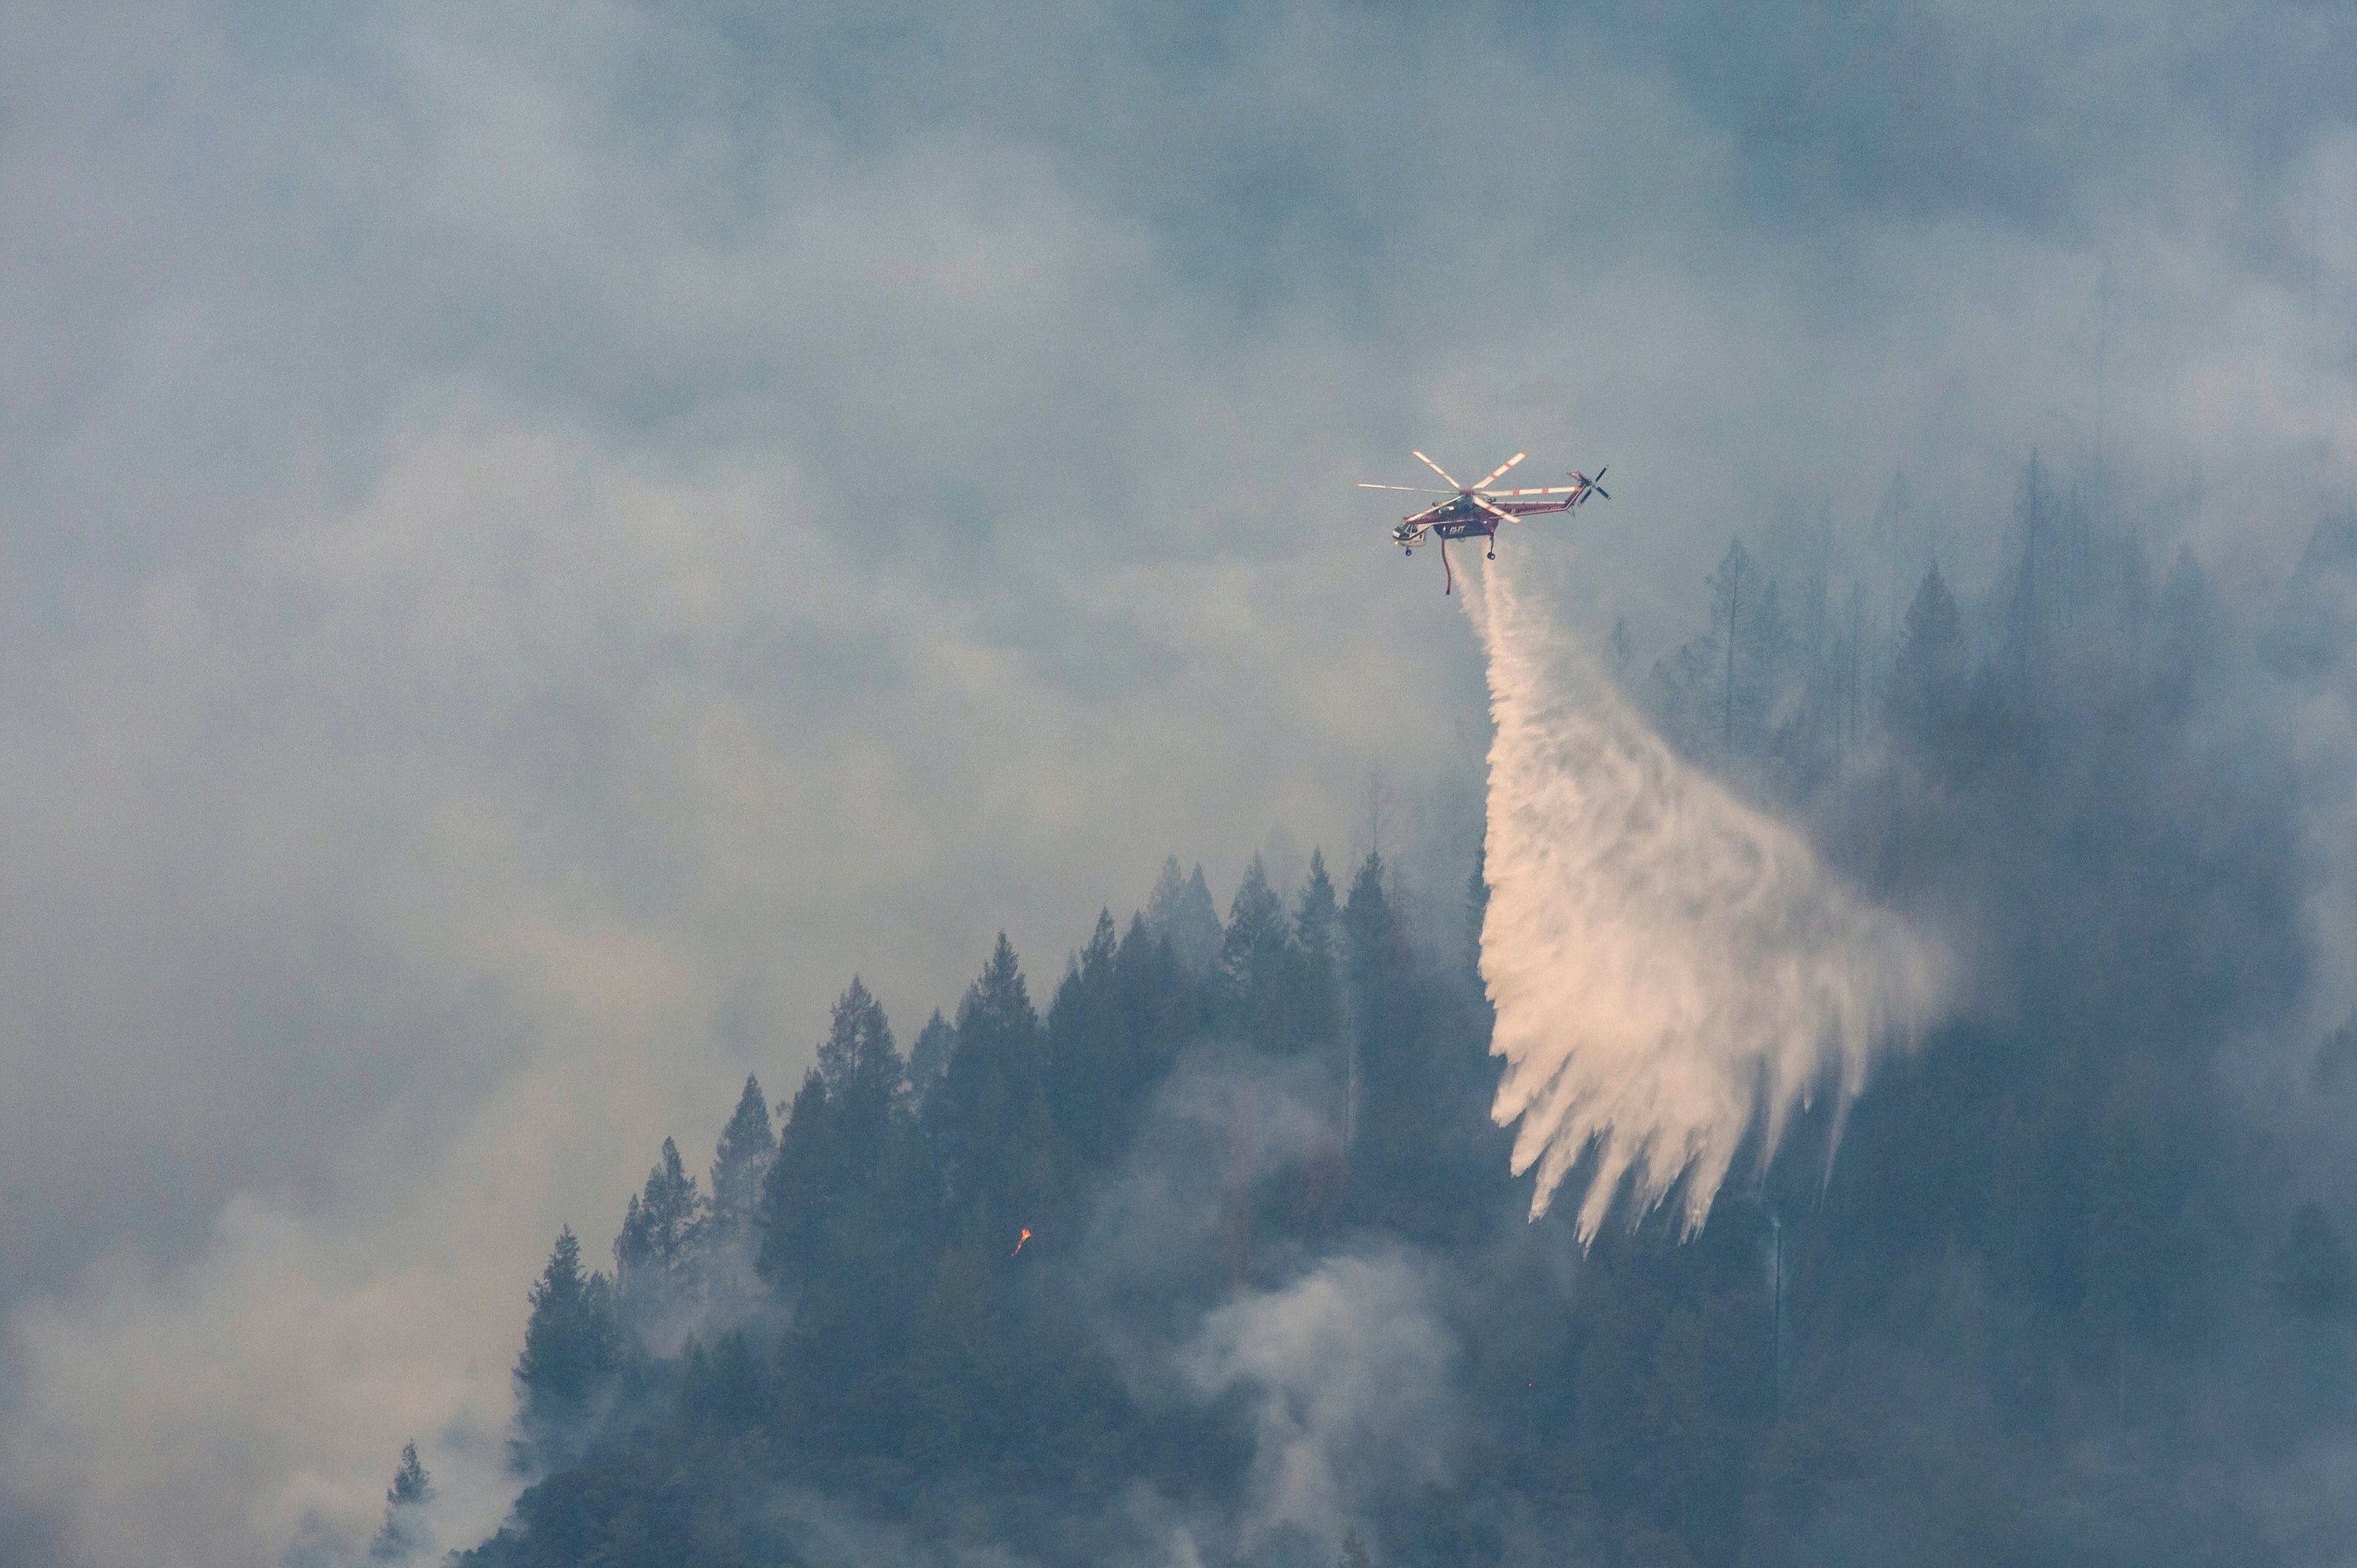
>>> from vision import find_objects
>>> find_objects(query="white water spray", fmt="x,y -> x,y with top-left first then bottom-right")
1468,558 -> 1945,1239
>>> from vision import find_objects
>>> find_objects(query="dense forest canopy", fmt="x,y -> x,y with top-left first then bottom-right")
414,460 -> 2357,1568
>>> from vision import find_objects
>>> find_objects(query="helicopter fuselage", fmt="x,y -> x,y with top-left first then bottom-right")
1358,454 -> 1607,593
1391,495 -> 1571,549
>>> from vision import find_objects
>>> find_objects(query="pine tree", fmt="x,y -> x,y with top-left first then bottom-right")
1047,911 -> 1126,1169
928,936 -> 1050,1222
368,1441 -> 433,1562
1743,573 -> 1791,739
1889,562 -> 1964,740
513,1227 -> 619,1466
2005,452 -> 2055,706
1839,581 -> 1868,755
1342,855 -> 1399,992
907,1009 -> 955,1108
1147,858 -> 1223,971
827,979 -> 905,1244
959,937 -> 1040,1068
1146,855 -> 1185,910
1219,855 -> 1293,1049
1111,911 -> 1200,1126
819,976 -> 901,1105
761,982 -> 900,1280
1341,852 -> 1410,1169
708,1073 -> 775,1240
615,1136 -> 705,1319
1175,863 -> 1224,971
1335,849 -> 1488,1239
758,1066 -> 836,1284
1708,537 -> 1761,752
1144,857 -> 1189,949
758,979 -> 930,1383
517,1228 -> 618,1403
1292,850 -> 1342,1050
1118,911 -> 1197,1044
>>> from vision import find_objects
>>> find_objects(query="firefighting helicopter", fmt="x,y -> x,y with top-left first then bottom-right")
1357,450 -> 1608,593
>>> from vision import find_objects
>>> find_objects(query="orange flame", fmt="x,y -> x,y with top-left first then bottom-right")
1014,1228 -> 1032,1255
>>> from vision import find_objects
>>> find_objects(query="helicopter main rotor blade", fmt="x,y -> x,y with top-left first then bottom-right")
1355,483 -> 1454,493
1412,450 -> 1462,489
1475,452 -> 1528,489
1492,485 -> 1577,496
1475,496 -> 1522,526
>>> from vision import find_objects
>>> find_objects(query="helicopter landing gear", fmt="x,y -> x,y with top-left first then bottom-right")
1403,547 -> 1413,555
1486,548 -> 1496,559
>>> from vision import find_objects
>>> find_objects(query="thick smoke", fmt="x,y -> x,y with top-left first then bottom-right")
1468,556 -> 1947,1236
1182,1253 -> 1454,1556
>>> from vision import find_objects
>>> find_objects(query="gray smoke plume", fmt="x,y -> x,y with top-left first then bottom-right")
1467,555 -> 1948,1237
1182,1251 -> 1455,1558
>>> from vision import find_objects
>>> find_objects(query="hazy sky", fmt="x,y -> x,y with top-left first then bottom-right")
0,2 -> 2352,1563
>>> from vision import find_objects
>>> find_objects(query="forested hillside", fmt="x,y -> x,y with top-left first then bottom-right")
436,468 -> 2357,1568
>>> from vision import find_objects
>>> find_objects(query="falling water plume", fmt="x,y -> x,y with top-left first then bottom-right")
1467,558 -> 1946,1240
